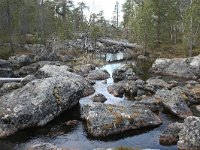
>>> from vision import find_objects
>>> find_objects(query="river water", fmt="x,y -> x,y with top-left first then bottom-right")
0,55 -> 182,150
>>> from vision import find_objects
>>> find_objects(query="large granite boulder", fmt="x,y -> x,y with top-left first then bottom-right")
87,69 -> 110,80
160,122 -> 183,145
35,65 -> 94,97
0,74 -> 93,138
73,64 -> 96,77
14,61 -> 69,77
150,55 -> 200,79
178,116 -> 200,150
81,103 -> 162,137
155,87 -> 192,118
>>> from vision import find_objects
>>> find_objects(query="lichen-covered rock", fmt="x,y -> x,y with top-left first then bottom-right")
178,116 -> 200,150
92,94 -> 107,103
35,65 -> 94,97
146,78 -> 173,90
87,69 -> 110,80
183,84 -> 200,104
160,122 -> 183,145
107,80 -> 137,97
0,75 -> 93,138
150,55 -> 200,79
112,63 -> 137,82
35,64 -> 73,78
134,96 -> 162,112
155,87 -> 192,118
0,82 -> 22,96
81,103 -> 162,137
27,143 -> 67,150
73,64 -> 96,77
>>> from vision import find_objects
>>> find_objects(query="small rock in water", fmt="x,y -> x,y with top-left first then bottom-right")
102,80 -> 107,84
65,120 -> 78,126
92,94 -> 107,103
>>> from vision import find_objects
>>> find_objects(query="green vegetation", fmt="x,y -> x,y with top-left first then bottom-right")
0,0 -> 200,59
122,0 -> 200,57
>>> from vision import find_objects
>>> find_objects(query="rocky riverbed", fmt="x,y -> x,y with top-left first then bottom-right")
0,54 -> 200,150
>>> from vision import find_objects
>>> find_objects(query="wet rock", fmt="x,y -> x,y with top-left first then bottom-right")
65,120 -> 78,126
87,69 -> 110,80
156,87 -> 192,118
178,116 -> 200,150
35,65 -> 94,97
0,82 -> 22,97
107,80 -> 137,97
146,78 -> 173,90
73,64 -> 96,77
27,143 -> 67,150
81,103 -> 162,137
9,55 -> 32,68
107,82 -> 125,97
92,94 -> 107,103
150,55 -> 200,79
0,73 -> 93,138
0,68 -> 13,77
0,59 -> 11,68
134,96 -> 162,112
112,63 -> 137,82
160,122 -> 183,145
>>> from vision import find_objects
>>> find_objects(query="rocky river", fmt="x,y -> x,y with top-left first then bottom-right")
1,53 -> 200,150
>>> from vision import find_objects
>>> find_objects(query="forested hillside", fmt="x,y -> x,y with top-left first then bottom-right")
122,0 -> 200,56
1,0 -> 200,59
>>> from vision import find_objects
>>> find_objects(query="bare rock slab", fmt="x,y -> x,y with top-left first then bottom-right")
150,55 -> 200,79
155,87 -> 192,119
81,103 -> 162,137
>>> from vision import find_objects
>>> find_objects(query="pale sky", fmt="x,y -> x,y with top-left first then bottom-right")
72,0 -> 126,21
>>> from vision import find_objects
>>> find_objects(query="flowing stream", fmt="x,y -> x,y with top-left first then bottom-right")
0,54 -> 183,150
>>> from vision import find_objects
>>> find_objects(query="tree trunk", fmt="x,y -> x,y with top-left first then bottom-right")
6,0 -> 13,51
